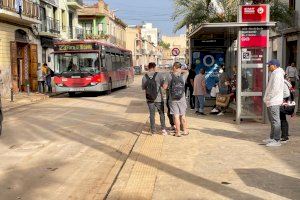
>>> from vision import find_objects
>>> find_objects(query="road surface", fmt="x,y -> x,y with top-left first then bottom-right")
0,76 -> 148,200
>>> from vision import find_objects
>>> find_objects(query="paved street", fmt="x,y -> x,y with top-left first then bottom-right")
0,76 -> 148,200
1,76 -> 300,200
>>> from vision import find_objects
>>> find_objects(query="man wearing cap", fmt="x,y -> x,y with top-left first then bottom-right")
263,59 -> 285,147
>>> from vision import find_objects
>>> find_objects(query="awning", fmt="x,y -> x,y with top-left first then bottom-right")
188,22 -> 276,39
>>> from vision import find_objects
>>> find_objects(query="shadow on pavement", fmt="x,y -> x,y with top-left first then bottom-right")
0,159 -> 63,199
235,168 -> 300,199
2,104 -> 263,199
189,127 -> 262,143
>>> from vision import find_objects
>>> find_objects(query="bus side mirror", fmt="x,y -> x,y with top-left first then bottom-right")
48,56 -> 51,62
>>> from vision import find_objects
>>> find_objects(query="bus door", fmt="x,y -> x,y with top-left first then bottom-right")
111,53 -> 120,87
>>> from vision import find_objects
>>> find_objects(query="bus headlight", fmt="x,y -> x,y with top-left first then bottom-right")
91,82 -> 97,86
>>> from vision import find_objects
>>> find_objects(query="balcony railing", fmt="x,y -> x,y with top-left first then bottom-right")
40,17 -> 60,34
0,0 -> 40,19
69,26 -> 84,39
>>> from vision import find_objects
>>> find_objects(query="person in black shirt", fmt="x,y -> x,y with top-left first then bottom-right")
187,65 -> 196,109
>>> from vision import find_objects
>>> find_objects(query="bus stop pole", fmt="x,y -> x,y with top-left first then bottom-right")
236,29 -> 242,125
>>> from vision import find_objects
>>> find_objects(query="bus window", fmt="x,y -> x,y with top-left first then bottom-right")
120,55 -> 125,68
54,53 -> 100,74
125,55 -> 131,68
105,53 -> 112,71
116,54 -> 120,69
112,53 -> 117,70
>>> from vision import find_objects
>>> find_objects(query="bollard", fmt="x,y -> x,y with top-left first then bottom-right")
27,84 -> 30,96
10,88 -> 14,102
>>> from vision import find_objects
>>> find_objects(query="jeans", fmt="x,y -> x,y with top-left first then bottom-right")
189,87 -> 195,109
147,102 -> 166,132
280,111 -> 289,139
38,81 -> 45,93
166,94 -> 174,126
196,95 -> 205,113
267,105 -> 281,141
46,76 -> 52,93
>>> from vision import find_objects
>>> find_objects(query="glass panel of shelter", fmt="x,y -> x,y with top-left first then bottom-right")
240,47 -> 267,119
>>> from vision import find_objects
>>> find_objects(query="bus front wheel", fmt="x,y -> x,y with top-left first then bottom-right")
68,92 -> 76,97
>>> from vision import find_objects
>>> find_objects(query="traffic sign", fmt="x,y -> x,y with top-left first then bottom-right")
172,48 -> 180,56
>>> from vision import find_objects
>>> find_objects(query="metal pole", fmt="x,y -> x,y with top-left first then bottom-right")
236,29 -> 242,124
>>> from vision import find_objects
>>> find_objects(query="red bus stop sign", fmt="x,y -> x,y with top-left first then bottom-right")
172,48 -> 180,56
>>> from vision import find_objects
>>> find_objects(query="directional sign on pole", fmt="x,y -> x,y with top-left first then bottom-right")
172,48 -> 180,57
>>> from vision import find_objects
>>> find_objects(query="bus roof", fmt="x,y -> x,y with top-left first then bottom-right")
54,40 -> 132,53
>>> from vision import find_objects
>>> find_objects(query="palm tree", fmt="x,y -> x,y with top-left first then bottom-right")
173,0 -> 294,32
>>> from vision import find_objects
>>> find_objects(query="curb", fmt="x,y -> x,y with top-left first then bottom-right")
2,92 -> 65,113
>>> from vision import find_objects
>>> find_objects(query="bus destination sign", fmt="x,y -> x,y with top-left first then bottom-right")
56,44 -> 96,51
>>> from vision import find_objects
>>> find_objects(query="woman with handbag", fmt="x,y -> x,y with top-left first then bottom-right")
216,65 -> 231,116
280,78 -> 294,142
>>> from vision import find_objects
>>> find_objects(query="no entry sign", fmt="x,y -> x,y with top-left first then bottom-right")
172,48 -> 180,56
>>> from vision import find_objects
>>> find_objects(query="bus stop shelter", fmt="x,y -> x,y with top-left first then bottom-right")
188,21 -> 276,124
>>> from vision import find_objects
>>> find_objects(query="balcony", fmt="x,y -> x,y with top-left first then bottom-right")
67,0 -> 83,10
39,17 -> 60,38
0,0 -> 40,26
69,26 -> 84,40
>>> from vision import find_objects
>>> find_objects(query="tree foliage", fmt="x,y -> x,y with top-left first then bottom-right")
173,0 -> 294,32
158,41 -> 171,49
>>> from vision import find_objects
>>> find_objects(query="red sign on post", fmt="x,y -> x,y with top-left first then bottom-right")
172,48 -> 180,56
241,5 -> 267,22
240,36 -> 267,48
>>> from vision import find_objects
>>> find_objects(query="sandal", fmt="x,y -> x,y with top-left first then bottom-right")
182,132 -> 190,136
174,133 -> 182,137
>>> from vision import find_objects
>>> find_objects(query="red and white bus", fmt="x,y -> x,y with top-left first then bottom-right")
53,40 -> 134,96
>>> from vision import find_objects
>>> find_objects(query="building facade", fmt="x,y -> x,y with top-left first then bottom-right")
161,34 -> 187,65
126,25 -> 143,66
269,0 -> 300,112
126,25 -> 162,68
0,0 -> 83,96
0,0 -> 41,96
78,0 -> 127,48
141,23 -> 159,47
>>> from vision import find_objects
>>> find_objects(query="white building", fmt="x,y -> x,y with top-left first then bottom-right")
141,23 -> 159,47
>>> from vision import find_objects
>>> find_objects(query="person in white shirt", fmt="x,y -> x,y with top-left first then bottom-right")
263,59 -> 285,147
285,62 -> 299,88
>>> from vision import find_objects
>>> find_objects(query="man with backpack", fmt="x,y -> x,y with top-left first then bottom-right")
142,62 -> 168,135
166,62 -> 189,137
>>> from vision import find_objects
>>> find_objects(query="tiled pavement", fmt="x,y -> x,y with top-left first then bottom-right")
108,110 -> 300,200
1,92 -> 53,112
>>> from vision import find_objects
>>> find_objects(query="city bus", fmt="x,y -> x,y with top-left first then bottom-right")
53,40 -> 134,96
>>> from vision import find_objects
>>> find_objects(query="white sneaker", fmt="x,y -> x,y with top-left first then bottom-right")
266,140 -> 281,147
211,108 -> 219,113
217,112 -> 224,116
262,138 -> 274,144
162,129 -> 168,136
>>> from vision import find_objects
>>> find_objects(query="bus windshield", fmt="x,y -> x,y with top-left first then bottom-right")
54,53 -> 100,75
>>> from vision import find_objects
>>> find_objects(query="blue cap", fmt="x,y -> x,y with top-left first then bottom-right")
266,59 -> 280,67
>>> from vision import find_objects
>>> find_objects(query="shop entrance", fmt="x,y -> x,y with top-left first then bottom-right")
11,29 -> 38,93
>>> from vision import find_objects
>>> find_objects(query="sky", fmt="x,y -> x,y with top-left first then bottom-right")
83,0 -> 185,36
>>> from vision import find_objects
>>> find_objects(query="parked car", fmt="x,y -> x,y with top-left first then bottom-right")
134,66 -> 142,75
